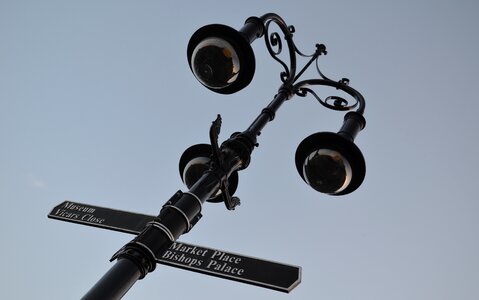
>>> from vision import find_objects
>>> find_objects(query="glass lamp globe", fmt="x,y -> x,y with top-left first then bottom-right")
191,38 -> 240,90
295,132 -> 365,196
182,156 -> 211,189
179,144 -> 239,202
187,24 -> 256,94
302,149 -> 352,194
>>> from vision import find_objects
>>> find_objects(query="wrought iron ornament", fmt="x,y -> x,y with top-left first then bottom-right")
260,13 -> 365,113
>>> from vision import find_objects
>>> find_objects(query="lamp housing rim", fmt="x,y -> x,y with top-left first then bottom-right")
179,143 -> 239,202
295,132 -> 366,196
187,24 -> 256,94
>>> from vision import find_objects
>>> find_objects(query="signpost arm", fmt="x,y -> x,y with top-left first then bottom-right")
48,200 -> 301,294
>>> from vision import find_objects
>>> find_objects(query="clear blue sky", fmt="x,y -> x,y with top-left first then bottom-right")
1,1 -> 478,299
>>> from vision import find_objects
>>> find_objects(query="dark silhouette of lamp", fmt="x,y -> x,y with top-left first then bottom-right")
179,143 -> 238,202
187,18 -> 264,94
295,112 -> 366,195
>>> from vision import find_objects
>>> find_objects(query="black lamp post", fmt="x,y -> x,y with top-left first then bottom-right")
80,13 -> 366,299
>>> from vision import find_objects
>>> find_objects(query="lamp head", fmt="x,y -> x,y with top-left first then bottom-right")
179,144 -> 239,202
187,24 -> 255,94
295,132 -> 365,195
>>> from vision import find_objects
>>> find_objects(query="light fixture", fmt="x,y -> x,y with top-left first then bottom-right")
187,18 -> 264,94
295,112 -> 366,195
179,143 -> 238,202
295,132 -> 365,195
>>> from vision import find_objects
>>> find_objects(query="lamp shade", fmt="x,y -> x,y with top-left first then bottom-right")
179,144 -> 239,202
295,132 -> 365,195
187,24 -> 255,94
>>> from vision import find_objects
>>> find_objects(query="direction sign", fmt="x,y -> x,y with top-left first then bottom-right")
49,201 -> 301,292
158,241 -> 301,293
48,201 -> 155,234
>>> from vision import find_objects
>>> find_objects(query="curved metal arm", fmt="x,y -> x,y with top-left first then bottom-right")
260,13 -> 297,86
258,13 -> 365,115
293,79 -> 366,115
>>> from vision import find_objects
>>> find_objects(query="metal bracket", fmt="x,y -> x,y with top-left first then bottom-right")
209,115 -> 241,210
161,190 -> 203,233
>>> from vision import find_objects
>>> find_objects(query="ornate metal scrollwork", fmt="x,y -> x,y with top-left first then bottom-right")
263,16 -> 294,83
295,87 -> 358,111
260,13 -> 365,114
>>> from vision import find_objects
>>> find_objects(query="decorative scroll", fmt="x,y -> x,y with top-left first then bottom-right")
295,87 -> 359,111
261,13 -> 365,114
264,19 -> 293,83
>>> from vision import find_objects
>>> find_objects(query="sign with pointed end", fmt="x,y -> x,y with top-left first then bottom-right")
49,201 -> 301,292
158,241 -> 301,293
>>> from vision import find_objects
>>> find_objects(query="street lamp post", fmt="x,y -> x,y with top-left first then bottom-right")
78,13 -> 366,299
